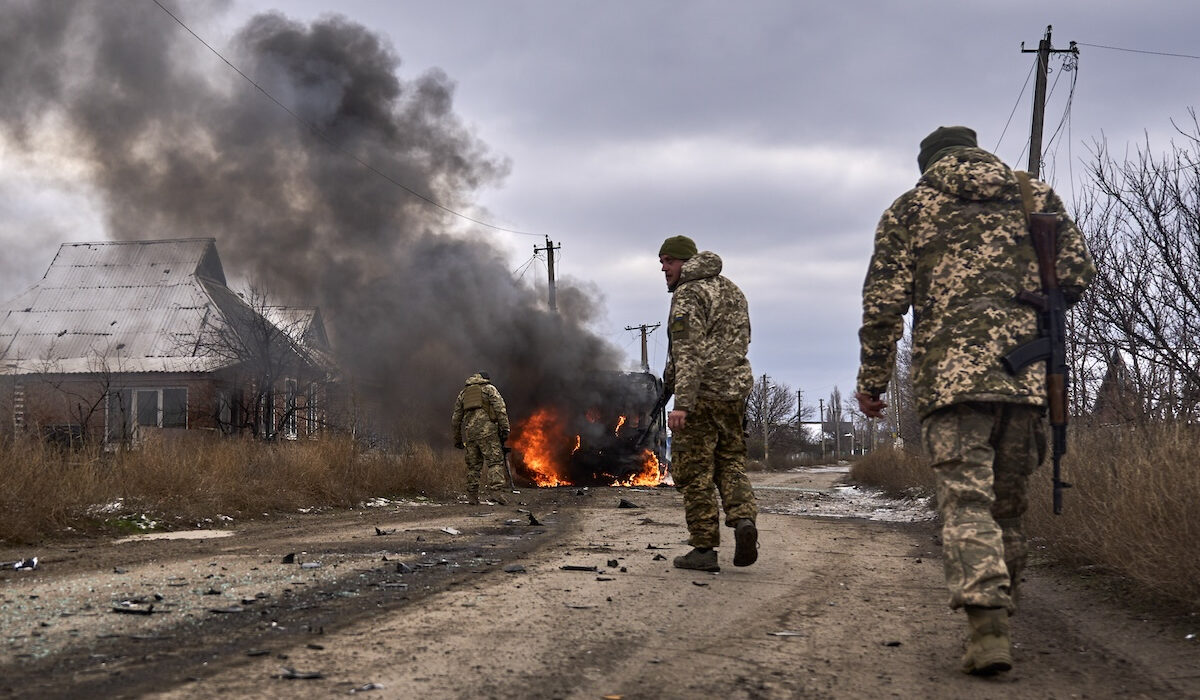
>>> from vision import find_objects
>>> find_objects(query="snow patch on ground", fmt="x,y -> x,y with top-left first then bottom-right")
115,529 -> 235,544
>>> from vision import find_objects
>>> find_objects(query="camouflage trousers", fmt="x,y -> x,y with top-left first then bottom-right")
922,401 -> 1046,613
671,397 -> 758,549
464,434 -> 507,499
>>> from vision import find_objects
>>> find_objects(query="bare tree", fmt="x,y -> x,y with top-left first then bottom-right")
189,285 -> 330,440
745,375 -> 796,461
1074,113 -> 1200,421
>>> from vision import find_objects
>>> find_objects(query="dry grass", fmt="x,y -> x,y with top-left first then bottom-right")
849,446 -> 936,498
1025,423 -> 1200,608
0,435 -> 466,544
849,424 -> 1200,608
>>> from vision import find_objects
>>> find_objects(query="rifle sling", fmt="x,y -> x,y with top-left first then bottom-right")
1015,170 -> 1035,229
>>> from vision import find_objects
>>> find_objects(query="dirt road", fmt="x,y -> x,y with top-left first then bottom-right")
1,468 -> 1197,699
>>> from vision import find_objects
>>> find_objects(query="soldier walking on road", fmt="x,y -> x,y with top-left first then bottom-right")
856,126 -> 1095,675
659,235 -> 759,573
451,372 -> 511,506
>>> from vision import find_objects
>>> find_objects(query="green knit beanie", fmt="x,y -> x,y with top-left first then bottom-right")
917,126 -> 978,173
658,235 -> 697,260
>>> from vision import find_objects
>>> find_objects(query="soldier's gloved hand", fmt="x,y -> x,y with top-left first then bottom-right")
454,440 -> 465,450
498,429 -> 509,443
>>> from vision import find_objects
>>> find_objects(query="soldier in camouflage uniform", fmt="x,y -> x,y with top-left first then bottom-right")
856,126 -> 1095,675
451,372 -> 511,506
659,235 -> 759,573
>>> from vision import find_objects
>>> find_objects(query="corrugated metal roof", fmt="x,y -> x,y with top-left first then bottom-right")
0,239 -> 248,375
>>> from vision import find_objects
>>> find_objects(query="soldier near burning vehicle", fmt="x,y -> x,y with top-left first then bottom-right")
659,235 -> 759,572
451,372 -> 511,505
856,126 -> 1095,675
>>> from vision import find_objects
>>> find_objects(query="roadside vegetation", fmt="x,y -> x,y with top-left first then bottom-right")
851,424 -> 1200,608
0,435 -> 465,544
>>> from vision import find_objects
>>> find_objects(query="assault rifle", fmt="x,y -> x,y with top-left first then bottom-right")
1001,212 -> 1071,515
634,388 -> 673,447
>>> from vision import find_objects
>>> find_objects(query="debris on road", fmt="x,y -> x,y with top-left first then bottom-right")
374,527 -> 395,536
277,667 -> 323,680
441,527 -> 462,536
503,564 -> 526,574
617,498 -> 639,509
560,565 -> 598,572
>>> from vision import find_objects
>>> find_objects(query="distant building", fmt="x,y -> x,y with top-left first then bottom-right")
0,239 -> 334,446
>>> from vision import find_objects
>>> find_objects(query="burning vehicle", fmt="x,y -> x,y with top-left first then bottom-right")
511,371 -> 669,487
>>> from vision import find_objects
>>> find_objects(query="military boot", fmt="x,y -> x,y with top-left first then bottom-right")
672,547 -> 719,572
732,519 -> 758,567
961,606 -> 1013,675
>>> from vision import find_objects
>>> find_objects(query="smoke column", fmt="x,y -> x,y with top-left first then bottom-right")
0,1 -> 624,440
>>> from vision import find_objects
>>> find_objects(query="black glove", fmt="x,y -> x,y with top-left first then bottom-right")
454,440 -> 465,450
498,429 -> 509,443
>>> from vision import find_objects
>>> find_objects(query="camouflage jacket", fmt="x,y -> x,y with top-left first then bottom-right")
857,147 -> 1095,418
664,251 -> 753,410
451,374 -> 510,443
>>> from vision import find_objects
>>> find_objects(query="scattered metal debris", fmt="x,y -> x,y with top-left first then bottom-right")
300,562 -> 321,569
606,559 -> 619,568
281,553 -> 296,564
768,631 -> 804,637
503,564 -> 526,574
560,565 -> 598,572
209,606 -> 245,614
617,498 -> 640,509
440,527 -> 461,536
374,527 -> 395,536
395,562 -> 414,574
112,602 -> 158,615
3,557 -> 38,571
527,512 -> 542,526
652,554 -> 666,561
350,682 -> 385,693
277,667 -> 323,680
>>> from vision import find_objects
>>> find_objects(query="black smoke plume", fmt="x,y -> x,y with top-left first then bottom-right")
0,1 -> 624,441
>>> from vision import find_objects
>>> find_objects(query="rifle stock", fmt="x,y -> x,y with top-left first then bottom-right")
1003,212 -> 1071,514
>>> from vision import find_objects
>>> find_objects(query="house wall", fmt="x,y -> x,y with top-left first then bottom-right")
1,371 -> 332,445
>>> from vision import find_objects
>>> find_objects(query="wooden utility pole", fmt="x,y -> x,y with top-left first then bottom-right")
1021,25 -> 1078,178
818,398 -> 826,461
534,236 -> 561,312
624,323 -> 660,372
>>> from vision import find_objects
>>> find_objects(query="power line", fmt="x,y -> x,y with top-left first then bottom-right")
1077,42 -> 1200,61
994,57 -> 1037,153
150,0 -> 541,238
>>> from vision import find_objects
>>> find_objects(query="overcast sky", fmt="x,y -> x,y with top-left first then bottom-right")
3,0 -> 1198,418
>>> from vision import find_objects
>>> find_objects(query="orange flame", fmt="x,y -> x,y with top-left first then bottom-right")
511,406 -> 571,487
512,405 -> 668,488
612,450 -> 667,487
615,415 -> 627,436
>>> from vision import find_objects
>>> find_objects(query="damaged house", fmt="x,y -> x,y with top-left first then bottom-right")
0,239 -> 335,445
